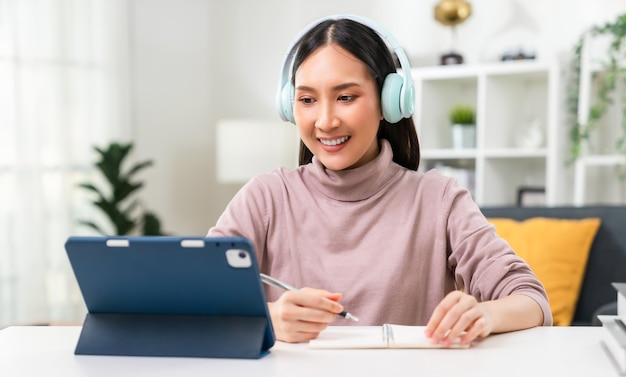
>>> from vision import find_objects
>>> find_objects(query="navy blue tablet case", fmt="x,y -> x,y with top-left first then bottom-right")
65,236 -> 275,359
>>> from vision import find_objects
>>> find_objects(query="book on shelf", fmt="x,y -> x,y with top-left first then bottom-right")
597,315 -> 626,375
308,324 -> 470,350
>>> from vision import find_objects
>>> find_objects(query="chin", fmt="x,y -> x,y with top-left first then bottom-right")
319,158 -> 357,171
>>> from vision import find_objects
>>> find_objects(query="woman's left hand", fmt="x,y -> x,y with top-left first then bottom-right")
424,290 -> 493,347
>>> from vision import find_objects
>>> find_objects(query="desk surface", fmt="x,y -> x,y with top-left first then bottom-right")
0,325 -> 620,377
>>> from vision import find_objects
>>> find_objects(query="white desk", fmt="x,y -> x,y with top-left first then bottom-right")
0,325 -> 619,377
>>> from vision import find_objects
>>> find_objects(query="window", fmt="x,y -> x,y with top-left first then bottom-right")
0,0 -> 131,327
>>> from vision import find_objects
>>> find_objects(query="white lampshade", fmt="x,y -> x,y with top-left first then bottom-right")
216,119 -> 299,183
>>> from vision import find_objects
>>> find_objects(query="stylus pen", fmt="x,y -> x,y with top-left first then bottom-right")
259,273 -> 359,322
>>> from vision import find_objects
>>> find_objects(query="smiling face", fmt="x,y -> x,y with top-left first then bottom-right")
292,44 -> 383,171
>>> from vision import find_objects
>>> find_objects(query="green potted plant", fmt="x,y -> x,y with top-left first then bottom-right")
78,142 -> 167,235
567,13 -> 626,166
449,104 -> 476,149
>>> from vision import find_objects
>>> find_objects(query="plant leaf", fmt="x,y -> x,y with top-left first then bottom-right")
77,183 -> 107,200
126,160 -> 154,179
142,212 -> 164,235
77,220 -> 107,235
113,181 -> 143,203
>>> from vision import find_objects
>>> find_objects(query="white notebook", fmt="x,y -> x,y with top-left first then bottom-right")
308,324 -> 470,349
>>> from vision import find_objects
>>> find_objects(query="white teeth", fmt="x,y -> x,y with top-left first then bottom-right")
320,136 -> 349,146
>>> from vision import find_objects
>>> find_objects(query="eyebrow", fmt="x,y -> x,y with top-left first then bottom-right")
295,82 -> 361,92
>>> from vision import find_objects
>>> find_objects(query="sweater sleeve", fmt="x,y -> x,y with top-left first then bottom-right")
443,180 -> 553,326
207,175 -> 272,269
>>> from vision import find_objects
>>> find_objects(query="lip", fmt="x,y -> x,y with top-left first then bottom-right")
318,136 -> 350,152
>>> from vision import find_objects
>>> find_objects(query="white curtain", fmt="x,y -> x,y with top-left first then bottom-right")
0,0 -> 131,327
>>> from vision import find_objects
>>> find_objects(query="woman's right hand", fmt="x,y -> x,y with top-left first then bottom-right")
268,287 -> 344,343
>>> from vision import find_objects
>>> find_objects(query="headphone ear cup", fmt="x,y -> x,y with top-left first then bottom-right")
280,82 -> 296,124
400,80 -> 415,118
381,73 -> 403,123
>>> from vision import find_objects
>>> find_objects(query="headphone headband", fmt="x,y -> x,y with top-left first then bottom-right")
276,14 -> 415,124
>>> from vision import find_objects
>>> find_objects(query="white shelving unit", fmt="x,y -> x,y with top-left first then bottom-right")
573,33 -> 626,206
412,60 -> 560,206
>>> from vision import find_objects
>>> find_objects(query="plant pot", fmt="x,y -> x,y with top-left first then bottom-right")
451,124 -> 476,149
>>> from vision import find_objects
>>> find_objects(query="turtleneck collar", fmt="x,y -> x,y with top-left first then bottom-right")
303,139 -> 404,202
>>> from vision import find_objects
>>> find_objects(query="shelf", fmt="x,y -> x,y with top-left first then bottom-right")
422,148 -> 547,159
588,60 -> 626,73
412,61 -> 559,206
576,154 -> 626,166
573,31 -> 626,205
574,156 -> 626,206
421,149 -> 477,159
413,60 -> 554,81
482,148 -> 548,158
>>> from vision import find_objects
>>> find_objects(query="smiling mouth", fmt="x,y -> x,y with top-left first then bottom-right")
319,136 -> 350,146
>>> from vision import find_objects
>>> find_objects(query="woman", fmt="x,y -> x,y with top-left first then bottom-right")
208,15 -> 552,345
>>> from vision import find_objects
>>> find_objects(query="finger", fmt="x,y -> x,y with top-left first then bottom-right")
277,311 -> 332,333
439,297 -> 479,343
270,288 -> 348,343
457,313 -> 493,346
298,288 -> 344,314
424,291 -> 465,339
443,306 -> 481,347
275,322 -> 329,343
269,295 -> 335,343
458,318 -> 482,345
279,289 -> 344,324
428,292 -> 477,343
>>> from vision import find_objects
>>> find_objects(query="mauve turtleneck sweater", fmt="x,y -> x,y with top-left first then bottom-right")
208,139 -> 552,326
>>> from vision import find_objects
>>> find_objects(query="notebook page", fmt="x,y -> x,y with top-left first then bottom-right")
308,325 -> 471,349
390,325 -> 470,349
308,326 -> 388,349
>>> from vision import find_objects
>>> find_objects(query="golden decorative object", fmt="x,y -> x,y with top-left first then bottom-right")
434,0 -> 472,27
433,0 -> 472,65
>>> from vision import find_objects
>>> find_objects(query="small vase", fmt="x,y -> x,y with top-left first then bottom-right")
514,119 -> 544,149
451,124 -> 476,149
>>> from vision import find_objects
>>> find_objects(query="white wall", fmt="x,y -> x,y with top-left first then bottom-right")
129,0 -> 626,236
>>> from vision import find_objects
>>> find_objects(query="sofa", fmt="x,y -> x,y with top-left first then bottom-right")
480,205 -> 626,326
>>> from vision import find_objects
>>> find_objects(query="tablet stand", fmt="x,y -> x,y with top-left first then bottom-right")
75,313 -> 270,359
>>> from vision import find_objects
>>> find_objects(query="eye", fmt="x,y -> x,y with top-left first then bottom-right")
299,97 -> 315,105
338,95 -> 355,102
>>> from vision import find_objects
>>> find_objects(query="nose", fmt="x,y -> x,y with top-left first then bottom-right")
315,100 -> 340,132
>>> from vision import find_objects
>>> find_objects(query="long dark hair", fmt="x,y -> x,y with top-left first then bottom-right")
292,18 -> 420,171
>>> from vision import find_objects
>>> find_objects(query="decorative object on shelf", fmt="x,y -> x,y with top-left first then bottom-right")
485,0 -> 540,63
516,187 -> 546,207
514,118 -> 544,149
500,47 -> 536,62
434,0 -> 472,65
78,142 -> 167,236
567,13 -> 626,166
449,104 -> 476,149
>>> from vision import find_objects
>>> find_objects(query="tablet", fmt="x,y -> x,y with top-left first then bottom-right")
65,236 -> 275,358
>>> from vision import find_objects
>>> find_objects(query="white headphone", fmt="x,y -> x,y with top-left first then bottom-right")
275,14 -> 415,124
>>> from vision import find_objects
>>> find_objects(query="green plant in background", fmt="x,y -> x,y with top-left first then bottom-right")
449,104 -> 476,125
567,12 -> 626,164
78,142 -> 167,235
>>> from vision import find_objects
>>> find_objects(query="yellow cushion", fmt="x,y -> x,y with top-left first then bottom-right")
487,217 -> 601,326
